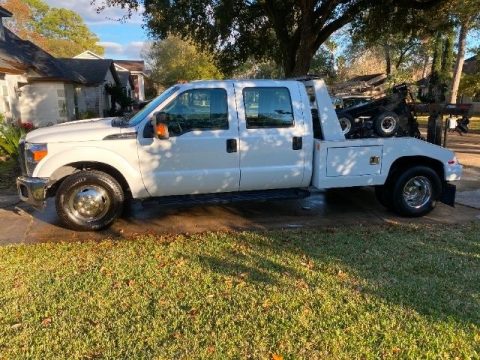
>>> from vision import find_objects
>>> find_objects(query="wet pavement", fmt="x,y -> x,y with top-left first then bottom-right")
1,179 -> 479,245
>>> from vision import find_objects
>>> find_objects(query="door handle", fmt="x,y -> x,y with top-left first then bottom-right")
226,139 -> 237,153
292,136 -> 302,150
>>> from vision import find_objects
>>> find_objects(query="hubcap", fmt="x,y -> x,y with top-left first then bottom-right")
381,116 -> 397,133
68,185 -> 111,221
339,118 -> 352,135
402,176 -> 432,209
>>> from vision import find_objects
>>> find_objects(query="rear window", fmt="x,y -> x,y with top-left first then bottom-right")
243,87 -> 294,128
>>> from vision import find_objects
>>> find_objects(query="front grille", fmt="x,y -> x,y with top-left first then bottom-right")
18,141 -> 27,175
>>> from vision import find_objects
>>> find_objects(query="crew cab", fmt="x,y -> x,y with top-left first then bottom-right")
17,79 -> 462,231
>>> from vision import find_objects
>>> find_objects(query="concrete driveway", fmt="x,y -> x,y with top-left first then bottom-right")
1,168 -> 479,245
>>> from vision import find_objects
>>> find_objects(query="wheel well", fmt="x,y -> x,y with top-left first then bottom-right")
47,161 -> 132,198
386,156 -> 444,186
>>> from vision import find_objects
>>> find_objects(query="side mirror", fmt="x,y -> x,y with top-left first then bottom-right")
154,112 -> 169,140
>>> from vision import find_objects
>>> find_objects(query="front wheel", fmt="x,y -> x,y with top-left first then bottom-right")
391,166 -> 442,217
55,170 -> 124,231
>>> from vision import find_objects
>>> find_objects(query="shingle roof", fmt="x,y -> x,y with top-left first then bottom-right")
117,70 -> 132,87
0,28 -> 85,83
463,56 -> 478,75
114,60 -> 145,72
0,6 -> 13,18
58,58 -> 120,86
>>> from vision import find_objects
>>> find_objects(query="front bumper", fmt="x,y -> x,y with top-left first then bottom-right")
16,176 -> 50,209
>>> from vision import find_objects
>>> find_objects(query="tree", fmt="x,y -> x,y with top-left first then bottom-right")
94,0 -> 444,77
3,0 -> 104,57
144,37 -> 223,87
448,0 -> 480,103
349,0 -> 454,79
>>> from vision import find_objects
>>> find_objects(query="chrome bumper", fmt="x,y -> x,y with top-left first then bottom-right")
16,176 -> 50,209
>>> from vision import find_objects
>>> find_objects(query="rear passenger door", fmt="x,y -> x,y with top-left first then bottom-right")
235,82 -> 307,191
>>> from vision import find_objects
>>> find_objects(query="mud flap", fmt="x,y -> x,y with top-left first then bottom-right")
440,183 -> 456,207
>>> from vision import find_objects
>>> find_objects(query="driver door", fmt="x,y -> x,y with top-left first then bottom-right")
137,84 -> 241,197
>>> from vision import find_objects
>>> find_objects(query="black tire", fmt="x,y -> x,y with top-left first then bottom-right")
374,185 -> 393,210
374,111 -> 400,137
338,113 -> 355,137
391,166 -> 442,217
55,170 -> 124,231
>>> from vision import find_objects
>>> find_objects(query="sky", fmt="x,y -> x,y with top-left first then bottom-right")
41,0 -> 480,62
43,0 -> 148,60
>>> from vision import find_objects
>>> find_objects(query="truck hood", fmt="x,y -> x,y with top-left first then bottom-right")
25,117 -> 123,144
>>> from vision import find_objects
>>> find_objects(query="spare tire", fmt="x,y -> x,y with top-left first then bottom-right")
374,111 -> 400,137
337,113 -> 355,137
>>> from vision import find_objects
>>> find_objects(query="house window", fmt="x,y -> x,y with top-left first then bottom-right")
243,87 -> 294,128
57,89 -> 66,98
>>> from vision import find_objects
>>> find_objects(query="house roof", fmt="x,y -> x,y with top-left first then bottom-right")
114,60 -> 145,72
58,58 -> 120,86
463,56 -> 478,75
0,6 -> 13,18
117,70 -> 133,88
0,28 -> 85,83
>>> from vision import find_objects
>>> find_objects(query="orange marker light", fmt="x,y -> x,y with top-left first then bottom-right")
32,149 -> 48,162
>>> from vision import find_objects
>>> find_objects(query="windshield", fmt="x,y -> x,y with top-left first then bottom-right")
127,86 -> 179,127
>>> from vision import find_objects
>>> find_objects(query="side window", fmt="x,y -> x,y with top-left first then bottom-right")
243,87 -> 294,129
161,88 -> 228,136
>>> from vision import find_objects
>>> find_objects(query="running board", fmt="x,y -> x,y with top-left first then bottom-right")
143,189 -> 311,207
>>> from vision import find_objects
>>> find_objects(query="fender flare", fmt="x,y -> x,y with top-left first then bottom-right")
34,146 -> 148,198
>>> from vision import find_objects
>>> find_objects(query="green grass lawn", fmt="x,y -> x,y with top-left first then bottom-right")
0,224 -> 479,358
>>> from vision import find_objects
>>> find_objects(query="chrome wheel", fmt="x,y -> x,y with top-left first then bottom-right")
402,176 -> 432,209
339,117 -> 352,135
68,185 -> 111,222
381,116 -> 397,134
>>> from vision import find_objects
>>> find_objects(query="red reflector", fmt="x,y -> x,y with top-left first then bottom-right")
448,160 -> 456,165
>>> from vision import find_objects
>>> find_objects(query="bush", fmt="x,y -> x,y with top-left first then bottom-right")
0,122 -> 25,159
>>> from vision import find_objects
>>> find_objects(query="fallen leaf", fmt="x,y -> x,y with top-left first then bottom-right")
272,354 -> 283,360
41,317 -> 52,326
10,323 -> 22,330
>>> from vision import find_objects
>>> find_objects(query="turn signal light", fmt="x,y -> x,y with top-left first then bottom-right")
32,149 -> 48,162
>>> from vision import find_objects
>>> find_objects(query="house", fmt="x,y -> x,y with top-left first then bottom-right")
0,6 -> 125,127
114,60 -> 147,101
74,51 -> 144,102
0,6 -> 86,127
58,58 -> 122,118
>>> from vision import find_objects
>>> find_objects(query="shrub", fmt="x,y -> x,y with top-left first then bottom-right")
0,122 -> 25,159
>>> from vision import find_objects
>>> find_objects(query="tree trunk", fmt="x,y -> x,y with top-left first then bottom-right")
449,22 -> 469,104
384,45 -> 392,76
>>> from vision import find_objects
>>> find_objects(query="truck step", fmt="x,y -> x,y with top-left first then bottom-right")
143,189 -> 311,207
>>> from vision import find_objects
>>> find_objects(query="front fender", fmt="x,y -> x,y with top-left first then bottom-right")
33,142 -> 148,198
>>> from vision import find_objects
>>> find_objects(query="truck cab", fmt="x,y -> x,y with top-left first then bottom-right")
17,79 -> 462,231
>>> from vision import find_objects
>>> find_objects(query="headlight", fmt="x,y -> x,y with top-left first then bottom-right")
25,143 -> 48,175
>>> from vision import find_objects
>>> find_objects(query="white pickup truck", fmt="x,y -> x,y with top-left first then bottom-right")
17,79 -> 462,231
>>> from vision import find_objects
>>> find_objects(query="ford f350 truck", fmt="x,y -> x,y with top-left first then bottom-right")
17,79 -> 462,231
